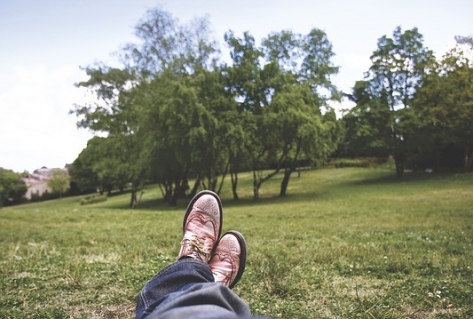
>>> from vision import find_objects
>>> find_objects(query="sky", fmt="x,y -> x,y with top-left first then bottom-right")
0,0 -> 472,173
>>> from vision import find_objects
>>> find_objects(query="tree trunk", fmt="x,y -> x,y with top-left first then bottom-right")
279,169 -> 292,197
162,181 -> 173,203
189,177 -> 201,198
169,190 -> 179,206
169,178 -> 187,206
394,149 -> 405,178
434,147 -> 440,172
130,185 -> 137,208
393,146 -> 405,178
217,162 -> 230,195
253,182 -> 260,200
252,171 -> 261,200
465,143 -> 473,172
230,170 -> 239,200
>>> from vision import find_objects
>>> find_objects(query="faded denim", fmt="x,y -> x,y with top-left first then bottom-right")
136,258 -> 255,319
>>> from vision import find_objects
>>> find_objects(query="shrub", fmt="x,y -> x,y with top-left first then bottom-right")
331,157 -> 388,168
80,194 -> 108,205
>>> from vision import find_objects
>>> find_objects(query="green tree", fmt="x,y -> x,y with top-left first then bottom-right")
0,168 -> 27,207
224,29 -> 340,199
341,80 -> 393,158
356,26 -> 435,177
192,68 -> 235,195
413,36 -> 473,170
131,9 -> 227,204
72,134 -> 146,206
223,31 -> 266,199
47,169 -> 70,198
143,75 -> 217,204
261,29 -> 341,197
265,85 -> 342,197
72,48 -> 148,206
71,137 -> 103,193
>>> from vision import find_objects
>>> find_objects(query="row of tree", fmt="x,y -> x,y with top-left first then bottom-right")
342,28 -> 472,177
68,7 -> 472,206
2,7 -> 470,208
70,8 -> 344,205
0,168 -> 70,207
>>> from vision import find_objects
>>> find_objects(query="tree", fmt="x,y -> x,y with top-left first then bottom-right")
71,137 -> 103,193
72,7 -> 224,206
47,169 -> 70,198
226,29 -> 340,199
142,75 -> 219,204
357,26 -> 435,177
264,85 -> 342,197
261,29 -> 341,197
223,31 -> 268,199
413,36 -> 473,170
0,168 -> 27,207
341,80 -> 393,158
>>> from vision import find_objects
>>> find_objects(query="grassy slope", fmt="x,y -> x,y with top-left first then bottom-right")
0,168 -> 472,318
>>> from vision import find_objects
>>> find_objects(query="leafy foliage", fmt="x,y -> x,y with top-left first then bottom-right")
0,168 -> 26,207
412,37 -> 473,170
47,169 -> 70,198
70,7 -> 343,204
342,28 -> 471,175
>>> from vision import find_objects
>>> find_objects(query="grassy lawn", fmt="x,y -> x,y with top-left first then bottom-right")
1,168 -> 472,318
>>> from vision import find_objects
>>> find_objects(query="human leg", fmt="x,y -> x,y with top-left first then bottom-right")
136,258 -> 251,319
135,191 -> 251,319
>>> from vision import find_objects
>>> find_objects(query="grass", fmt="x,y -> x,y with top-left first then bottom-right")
0,167 -> 472,318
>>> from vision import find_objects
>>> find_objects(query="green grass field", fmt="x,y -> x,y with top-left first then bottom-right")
1,168 -> 472,318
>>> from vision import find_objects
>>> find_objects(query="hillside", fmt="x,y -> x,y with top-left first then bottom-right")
1,167 -> 472,318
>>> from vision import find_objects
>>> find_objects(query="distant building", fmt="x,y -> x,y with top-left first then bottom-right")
22,167 -> 68,199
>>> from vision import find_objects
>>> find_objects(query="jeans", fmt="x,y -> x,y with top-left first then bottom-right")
136,258 -> 257,319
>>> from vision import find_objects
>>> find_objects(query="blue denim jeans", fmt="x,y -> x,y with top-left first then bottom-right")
136,258 -> 256,319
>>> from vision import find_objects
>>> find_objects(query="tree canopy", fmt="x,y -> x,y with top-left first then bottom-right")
342,28 -> 471,175
67,9 -> 471,207
0,168 -> 27,207
47,170 -> 70,198
70,7 -> 343,205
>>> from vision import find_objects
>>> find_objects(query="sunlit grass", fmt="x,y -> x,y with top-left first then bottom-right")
1,168 -> 472,318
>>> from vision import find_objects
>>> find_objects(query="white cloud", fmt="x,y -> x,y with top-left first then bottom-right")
0,64 -> 94,173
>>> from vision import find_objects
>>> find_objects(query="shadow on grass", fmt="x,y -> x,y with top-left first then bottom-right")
96,186 -> 300,212
343,170 -> 471,187
95,169 -> 472,211
99,190 -> 296,211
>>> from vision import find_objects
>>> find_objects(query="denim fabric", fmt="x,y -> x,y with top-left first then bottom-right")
136,258 -> 254,319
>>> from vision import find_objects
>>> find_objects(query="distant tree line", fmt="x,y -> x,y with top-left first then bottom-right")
340,28 -> 472,177
2,7 -> 470,208
67,7 -> 472,206
0,168 -> 26,207
0,168 -> 70,207
69,7 -> 343,206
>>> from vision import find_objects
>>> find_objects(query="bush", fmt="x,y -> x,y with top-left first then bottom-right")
80,194 -> 108,205
334,158 -> 370,168
331,157 -> 388,168
30,190 -> 60,203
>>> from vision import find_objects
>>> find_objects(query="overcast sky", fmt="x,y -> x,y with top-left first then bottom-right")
0,0 -> 472,173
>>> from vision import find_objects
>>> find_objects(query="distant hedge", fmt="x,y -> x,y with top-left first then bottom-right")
80,194 -> 108,205
330,157 -> 389,168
